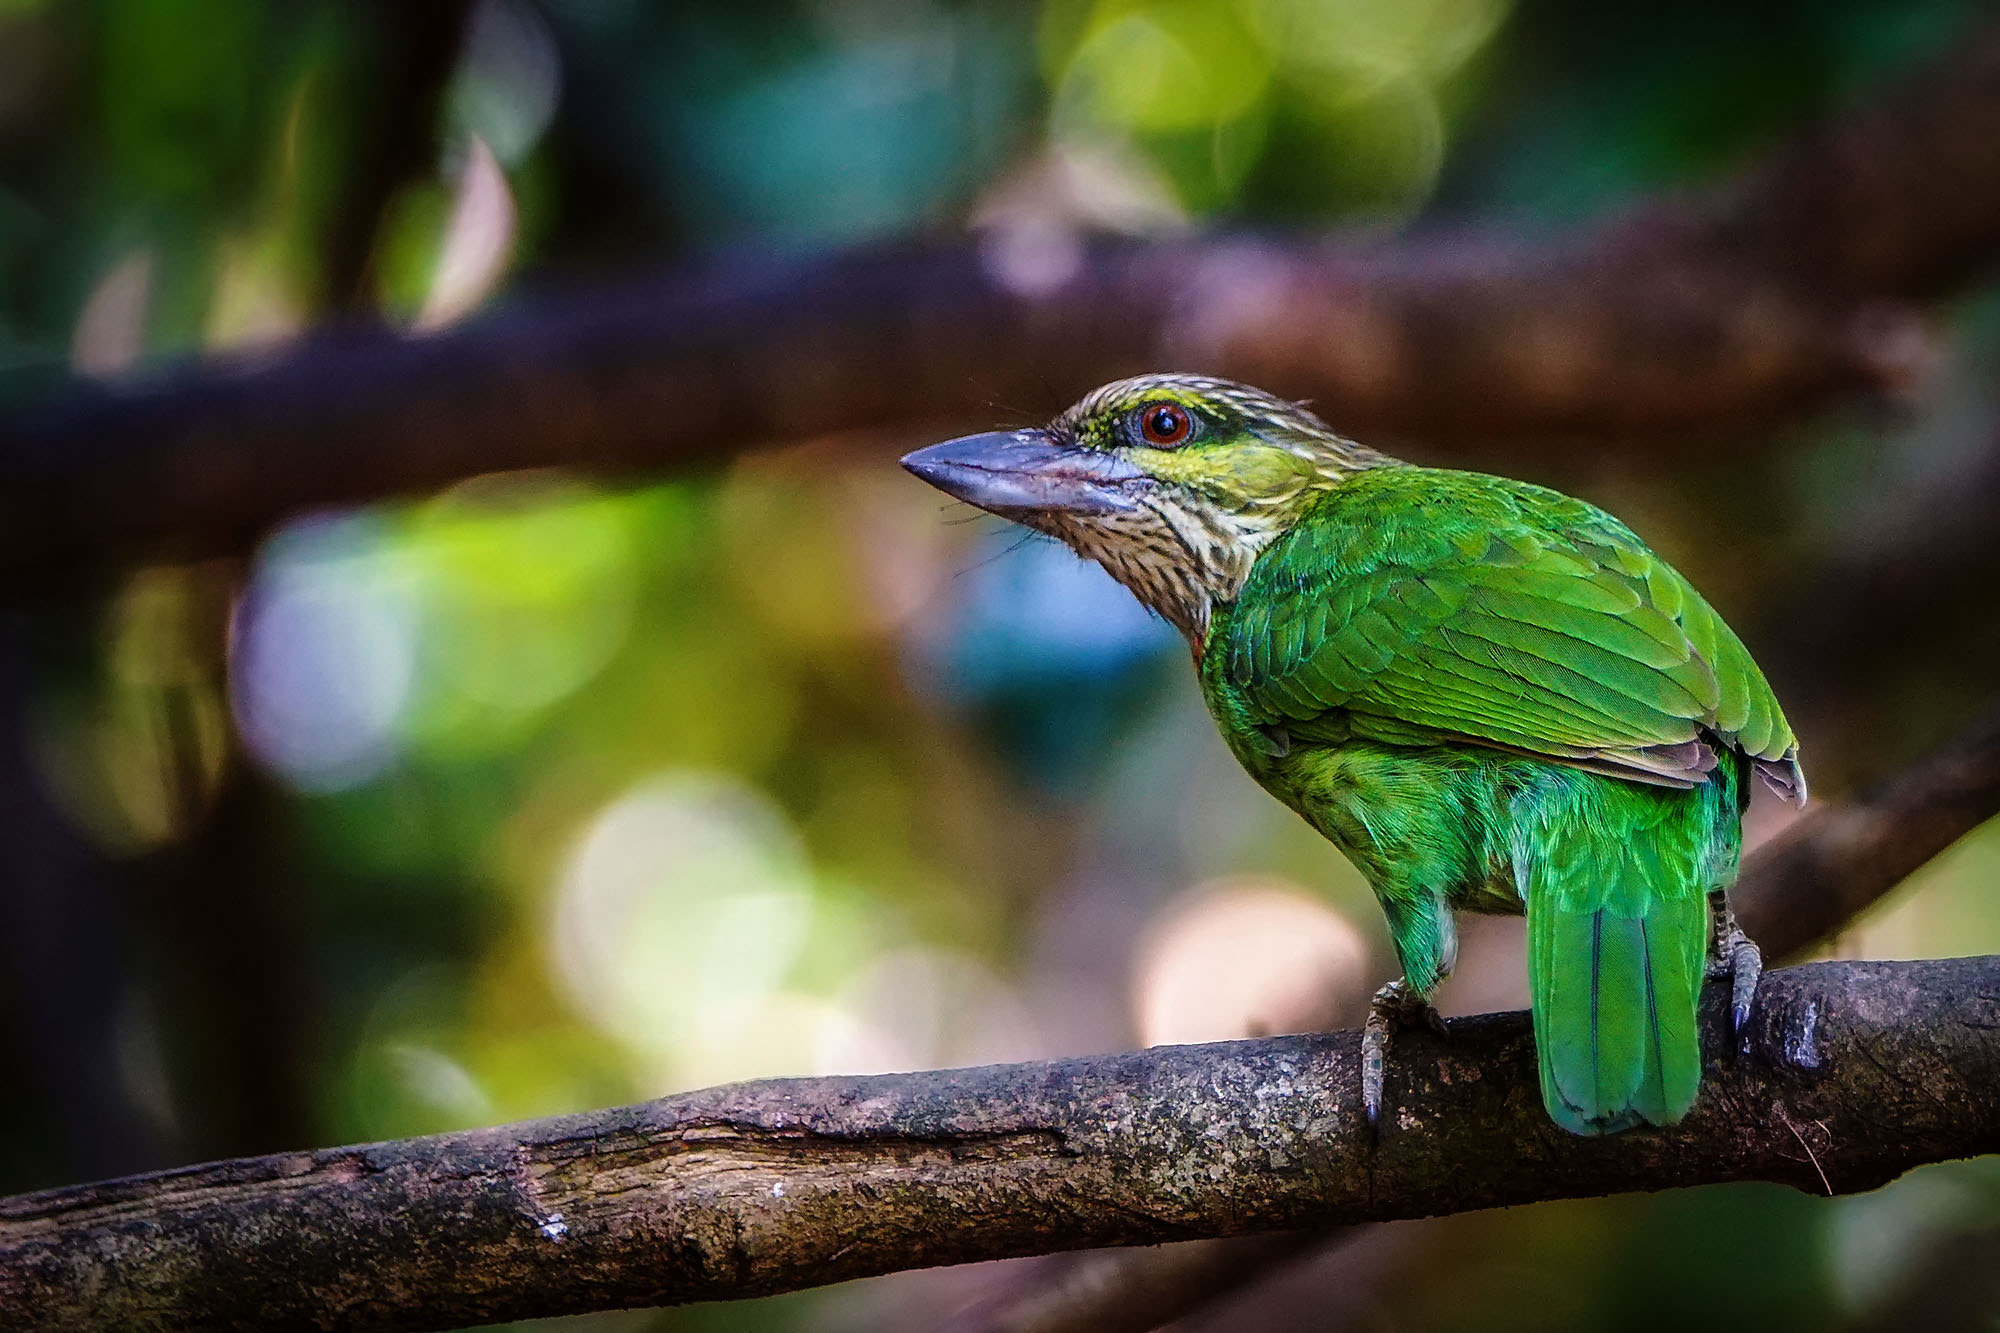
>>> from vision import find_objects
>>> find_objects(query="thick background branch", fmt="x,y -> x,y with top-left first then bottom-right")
1,956 -> 1995,1332
1737,702 -> 2000,954
5,21 -> 2000,575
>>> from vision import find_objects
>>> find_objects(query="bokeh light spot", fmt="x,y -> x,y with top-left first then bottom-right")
1134,875 -> 1371,1044
1054,2 -> 1271,134
233,513 -> 419,793
552,772 -> 819,1088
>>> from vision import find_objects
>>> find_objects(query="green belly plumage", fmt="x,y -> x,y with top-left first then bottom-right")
1232,732 -> 1742,1134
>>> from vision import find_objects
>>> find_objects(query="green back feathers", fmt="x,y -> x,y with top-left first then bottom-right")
1221,468 -> 1801,797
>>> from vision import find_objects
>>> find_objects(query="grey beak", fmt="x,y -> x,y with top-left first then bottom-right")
900,429 -> 1143,517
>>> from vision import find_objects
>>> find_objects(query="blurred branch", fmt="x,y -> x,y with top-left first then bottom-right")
952,699 -> 2000,1333
1736,701 -> 2000,955
944,1232 -> 1333,1333
9,21 -> 2000,573
1756,427 -> 2000,763
1,956 -> 1995,1331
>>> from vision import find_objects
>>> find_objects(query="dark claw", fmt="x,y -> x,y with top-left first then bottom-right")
1708,893 -> 1763,1055
1362,1002 -> 1392,1136
1730,938 -> 1763,1049
1361,978 -> 1444,1139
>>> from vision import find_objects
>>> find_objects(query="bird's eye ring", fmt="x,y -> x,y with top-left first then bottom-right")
1136,402 -> 1193,448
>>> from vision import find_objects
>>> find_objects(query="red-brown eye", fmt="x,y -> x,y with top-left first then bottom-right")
1137,402 -> 1193,447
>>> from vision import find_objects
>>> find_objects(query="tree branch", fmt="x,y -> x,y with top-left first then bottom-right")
1,956 -> 1996,1331
4,672 -> 1996,1333
6,19 -> 2000,574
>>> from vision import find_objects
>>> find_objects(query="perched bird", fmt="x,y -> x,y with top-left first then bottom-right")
903,374 -> 1803,1135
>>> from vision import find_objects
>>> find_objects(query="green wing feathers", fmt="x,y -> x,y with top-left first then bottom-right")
1225,468 -> 1804,801
1216,468 -> 1791,1134
1515,767 -> 1721,1134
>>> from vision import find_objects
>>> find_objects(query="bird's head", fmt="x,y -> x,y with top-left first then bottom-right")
902,373 -> 1395,644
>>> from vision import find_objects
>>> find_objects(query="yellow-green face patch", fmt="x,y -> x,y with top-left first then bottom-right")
907,372 -> 1398,646
1054,372 -> 1381,507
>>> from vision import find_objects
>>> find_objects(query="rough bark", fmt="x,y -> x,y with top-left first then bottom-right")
6,20 -> 2000,575
0,956 -> 1995,1332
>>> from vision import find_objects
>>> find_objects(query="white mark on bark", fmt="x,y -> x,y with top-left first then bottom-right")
1784,1000 -> 1822,1069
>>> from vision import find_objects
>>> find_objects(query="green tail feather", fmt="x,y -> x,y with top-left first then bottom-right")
1528,900 -> 1704,1134
1521,782 -> 1712,1136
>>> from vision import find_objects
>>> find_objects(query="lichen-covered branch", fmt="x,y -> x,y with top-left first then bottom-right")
1,956 -> 1995,1332
6,20 -> 2000,575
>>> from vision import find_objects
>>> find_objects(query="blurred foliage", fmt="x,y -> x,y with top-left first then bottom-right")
3,1 -> 2000,1331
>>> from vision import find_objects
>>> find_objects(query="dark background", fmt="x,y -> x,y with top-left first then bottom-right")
2,1 -> 1998,1329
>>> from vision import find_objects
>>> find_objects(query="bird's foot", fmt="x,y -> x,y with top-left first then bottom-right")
1362,978 -> 1448,1136
1707,895 -> 1763,1046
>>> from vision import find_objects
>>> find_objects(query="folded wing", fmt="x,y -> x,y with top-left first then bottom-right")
1225,469 -> 1804,802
